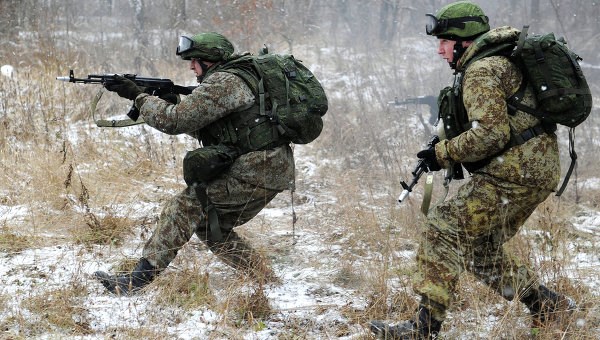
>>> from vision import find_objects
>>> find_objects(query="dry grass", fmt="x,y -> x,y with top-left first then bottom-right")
20,282 -> 92,336
153,269 -> 215,310
101,327 -> 172,340
228,286 -> 273,325
0,228 -> 37,253
72,214 -> 136,246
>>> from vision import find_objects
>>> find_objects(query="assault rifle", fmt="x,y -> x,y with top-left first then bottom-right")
398,135 -> 440,203
56,69 -> 196,121
388,95 -> 438,125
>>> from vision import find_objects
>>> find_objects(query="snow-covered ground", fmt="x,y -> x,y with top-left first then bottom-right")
1,138 -> 599,338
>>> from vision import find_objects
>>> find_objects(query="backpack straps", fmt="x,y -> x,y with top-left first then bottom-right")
556,128 -> 577,196
251,56 -> 295,140
512,25 -> 529,58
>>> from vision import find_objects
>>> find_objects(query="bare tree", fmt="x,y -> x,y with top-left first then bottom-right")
129,0 -> 158,75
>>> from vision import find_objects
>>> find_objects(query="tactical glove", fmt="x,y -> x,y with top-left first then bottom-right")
104,75 -> 143,100
417,148 -> 442,172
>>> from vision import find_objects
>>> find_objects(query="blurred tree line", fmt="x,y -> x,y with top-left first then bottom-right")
1,0 -> 599,71
1,0 -> 597,178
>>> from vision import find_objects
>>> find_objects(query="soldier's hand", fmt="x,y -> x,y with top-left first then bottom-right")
417,148 -> 442,172
104,75 -> 142,100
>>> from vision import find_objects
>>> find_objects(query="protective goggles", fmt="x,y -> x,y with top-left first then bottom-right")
425,13 -> 489,35
176,36 -> 194,55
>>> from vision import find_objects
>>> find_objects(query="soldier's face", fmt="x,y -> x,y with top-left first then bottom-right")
438,39 -> 457,63
437,39 -> 472,64
190,59 -> 203,77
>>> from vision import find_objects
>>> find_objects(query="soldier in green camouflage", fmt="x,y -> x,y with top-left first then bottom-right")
94,32 -> 295,295
370,2 -> 576,339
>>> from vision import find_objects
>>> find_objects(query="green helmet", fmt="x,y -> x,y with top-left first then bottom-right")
176,32 -> 234,62
426,1 -> 490,40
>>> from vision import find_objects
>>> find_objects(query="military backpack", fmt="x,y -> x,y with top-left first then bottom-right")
507,26 -> 592,128
221,48 -> 328,146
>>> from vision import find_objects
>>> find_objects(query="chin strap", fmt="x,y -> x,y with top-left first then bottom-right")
196,60 -> 213,83
450,39 -> 468,69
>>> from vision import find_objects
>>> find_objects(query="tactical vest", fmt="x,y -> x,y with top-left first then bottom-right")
438,75 -> 493,173
196,56 -> 285,154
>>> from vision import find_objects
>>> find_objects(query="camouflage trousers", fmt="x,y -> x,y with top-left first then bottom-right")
414,173 -> 552,321
141,175 -> 280,281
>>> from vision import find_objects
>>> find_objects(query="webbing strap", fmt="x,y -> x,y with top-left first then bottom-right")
257,78 -> 266,116
193,183 -> 223,242
420,174 -> 434,216
91,88 -> 145,127
273,76 -> 292,136
95,117 -> 146,127
556,127 -> 577,196
536,87 -> 590,100
510,123 -> 556,146
513,25 -> 529,57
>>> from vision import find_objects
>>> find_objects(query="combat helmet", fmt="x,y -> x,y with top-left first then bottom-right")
176,32 -> 234,62
425,1 -> 490,41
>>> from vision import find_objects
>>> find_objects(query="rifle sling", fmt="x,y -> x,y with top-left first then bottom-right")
556,127 -> 577,197
193,183 -> 223,242
421,174 -> 434,216
91,89 -> 146,127
95,118 -> 146,127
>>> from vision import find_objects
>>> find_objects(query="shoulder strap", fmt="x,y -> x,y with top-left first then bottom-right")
556,128 -> 577,196
512,25 -> 530,58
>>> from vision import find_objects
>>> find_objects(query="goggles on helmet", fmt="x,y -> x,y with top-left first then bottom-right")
425,13 -> 489,36
176,36 -> 194,56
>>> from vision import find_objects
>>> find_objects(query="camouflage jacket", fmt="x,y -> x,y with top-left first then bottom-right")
435,26 -> 560,190
134,71 -> 295,191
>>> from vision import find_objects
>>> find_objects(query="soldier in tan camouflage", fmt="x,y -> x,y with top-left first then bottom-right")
94,32 -> 295,295
370,2 -> 576,339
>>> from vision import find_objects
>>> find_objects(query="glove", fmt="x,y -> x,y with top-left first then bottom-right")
104,75 -> 143,100
417,147 -> 442,172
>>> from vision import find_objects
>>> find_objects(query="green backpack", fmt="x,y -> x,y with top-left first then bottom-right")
509,26 -> 593,195
507,26 -> 592,128
254,50 -> 328,144
225,48 -> 328,145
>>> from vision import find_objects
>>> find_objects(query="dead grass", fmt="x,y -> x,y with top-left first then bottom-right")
20,282 -> 92,336
109,256 -> 143,274
153,269 -> 215,310
102,327 -> 172,340
227,285 -> 273,325
72,213 -> 135,246
0,228 -> 37,253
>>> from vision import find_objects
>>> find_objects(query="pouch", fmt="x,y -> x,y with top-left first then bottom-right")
183,144 -> 239,186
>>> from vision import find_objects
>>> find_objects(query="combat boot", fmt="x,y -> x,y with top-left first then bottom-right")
520,285 -> 577,328
369,305 -> 442,339
94,258 -> 159,296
